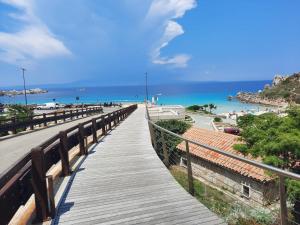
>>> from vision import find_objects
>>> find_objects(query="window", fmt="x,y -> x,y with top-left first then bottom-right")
242,184 -> 250,198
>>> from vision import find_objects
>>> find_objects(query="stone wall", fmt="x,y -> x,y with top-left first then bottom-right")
180,155 -> 278,206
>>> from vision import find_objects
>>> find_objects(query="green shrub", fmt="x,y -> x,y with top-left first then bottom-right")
186,105 -> 201,111
7,105 -> 33,133
213,117 -> 222,122
154,120 -> 191,164
156,119 -> 191,135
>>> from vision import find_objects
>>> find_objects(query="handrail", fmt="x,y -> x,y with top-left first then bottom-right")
0,104 -> 137,225
145,105 -> 296,225
0,107 -> 94,121
0,106 -> 103,136
147,119 -> 300,181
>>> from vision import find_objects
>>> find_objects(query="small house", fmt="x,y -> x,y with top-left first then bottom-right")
177,127 -> 277,206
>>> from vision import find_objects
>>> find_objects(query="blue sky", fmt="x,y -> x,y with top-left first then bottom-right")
0,0 -> 299,87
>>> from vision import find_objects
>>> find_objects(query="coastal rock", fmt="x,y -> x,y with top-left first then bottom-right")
0,88 -> 48,96
272,74 -> 288,86
236,72 -> 300,106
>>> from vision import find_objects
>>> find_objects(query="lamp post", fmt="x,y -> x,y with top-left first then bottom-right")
21,68 -> 28,106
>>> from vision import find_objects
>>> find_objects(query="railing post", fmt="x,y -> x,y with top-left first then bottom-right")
76,109 -> 79,119
279,175 -> 288,225
70,110 -> 73,120
113,112 -> 117,126
161,131 -> 169,167
59,131 -> 72,176
117,110 -> 120,123
54,112 -> 58,124
102,116 -> 106,135
31,147 -> 50,222
63,111 -> 66,122
185,141 -> 195,196
47,175 -> 56,219
92,118 -> 98,143
30,115 -> 34,130
43,113 -> 47,127
108,115 -> 112,130
12,117 -> 17,134
81,108 -> 84,118
78,124 -> 86,155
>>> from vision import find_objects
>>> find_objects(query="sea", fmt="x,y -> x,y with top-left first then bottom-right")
0,80 -> 274,114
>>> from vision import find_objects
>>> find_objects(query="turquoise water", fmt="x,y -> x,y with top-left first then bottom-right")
0,81 -> 273,113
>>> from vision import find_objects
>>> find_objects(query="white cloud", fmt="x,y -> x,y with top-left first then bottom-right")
146,0 -> 196,68
0,0 -> 71,65
147,0 -> 196,20
153,54 -> 191,68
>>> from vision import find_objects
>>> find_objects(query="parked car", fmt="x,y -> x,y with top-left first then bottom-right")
36,102 -> 65,110
224,127 -> 240,135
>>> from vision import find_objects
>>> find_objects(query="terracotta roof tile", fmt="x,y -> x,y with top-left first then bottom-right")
177,127 -> 272,182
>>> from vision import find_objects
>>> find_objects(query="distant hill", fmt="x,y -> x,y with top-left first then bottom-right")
236,72 -> 300,106
261,73 -> 300,104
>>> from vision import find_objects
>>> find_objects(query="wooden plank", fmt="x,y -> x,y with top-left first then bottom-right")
53,107 -> 225,225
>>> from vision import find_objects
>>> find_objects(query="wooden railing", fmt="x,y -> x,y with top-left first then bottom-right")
0,107 -> 103,135
0,104 -> 137,225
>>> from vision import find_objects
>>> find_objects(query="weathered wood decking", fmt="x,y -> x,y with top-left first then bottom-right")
53,107 -> 225,225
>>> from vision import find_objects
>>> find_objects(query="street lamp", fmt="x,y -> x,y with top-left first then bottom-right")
21,68 -> 28,106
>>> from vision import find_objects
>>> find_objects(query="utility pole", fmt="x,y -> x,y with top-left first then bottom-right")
21,68 -> 28,106
145,72 -> 149,103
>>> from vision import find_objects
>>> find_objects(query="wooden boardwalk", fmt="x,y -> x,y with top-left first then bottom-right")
53,107 -> 225,225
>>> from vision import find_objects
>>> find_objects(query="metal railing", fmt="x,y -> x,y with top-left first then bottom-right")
0,104 -> 137,225
146,106 -> 300,225
0,107 -> 103,136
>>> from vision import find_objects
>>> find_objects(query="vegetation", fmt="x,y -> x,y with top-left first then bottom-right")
235,108 -> 300,169
156,119 -> 191,135
154,119 -> 191,163
186,105 -> 201,111
0,115 -> 8,136
234,107 -> 300,223
7,104 -> 33,119
260,73 -> 300,103
170,166 -> 276,225
0,105 -> 33,136
208,103 -> 217,113
186,103 -> 217,114
213,117 -> 223,122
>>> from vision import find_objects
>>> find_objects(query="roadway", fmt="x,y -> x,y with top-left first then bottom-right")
0,107 -> 120,175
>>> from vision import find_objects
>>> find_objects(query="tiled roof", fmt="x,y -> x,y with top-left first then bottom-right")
177,127 -> 272,182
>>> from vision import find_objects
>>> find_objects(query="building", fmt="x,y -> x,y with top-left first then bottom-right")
148,105 -> 185,121
177,127 -> 277,206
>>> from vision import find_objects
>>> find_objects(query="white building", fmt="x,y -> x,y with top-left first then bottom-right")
148,105 -> 185,121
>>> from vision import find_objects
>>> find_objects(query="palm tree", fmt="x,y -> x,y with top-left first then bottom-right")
208,104 -> 217,113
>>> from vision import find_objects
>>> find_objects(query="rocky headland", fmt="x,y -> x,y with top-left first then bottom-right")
0,88 -> 48,97
236,72 -> 300,107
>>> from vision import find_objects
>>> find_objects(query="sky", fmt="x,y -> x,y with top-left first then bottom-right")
0,0 -> 299,87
